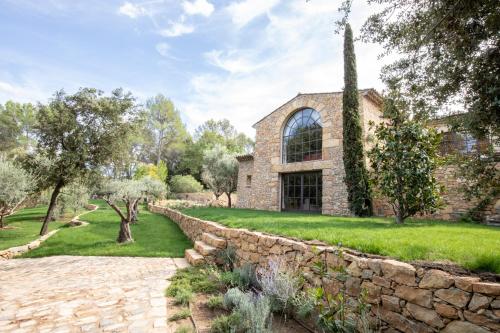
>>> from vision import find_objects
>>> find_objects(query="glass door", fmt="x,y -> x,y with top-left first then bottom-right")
282,171 -> 322,212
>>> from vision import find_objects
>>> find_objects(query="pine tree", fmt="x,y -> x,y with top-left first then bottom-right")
342,23 -> 372,216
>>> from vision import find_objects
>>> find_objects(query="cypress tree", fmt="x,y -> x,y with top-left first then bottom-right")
342,23 -> 372,216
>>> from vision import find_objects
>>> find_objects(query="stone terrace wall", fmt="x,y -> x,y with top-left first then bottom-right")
151,204 -> 500,332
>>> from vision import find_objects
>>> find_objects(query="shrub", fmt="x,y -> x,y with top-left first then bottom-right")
210,312 -> 243,333
232,264 -> 258,290
216,246 -> 237,271
168,308 -> 191,322
257,259 -> 303,313
223,288 -> 273,333
175,288 -> 194,306
170,175 -> 203,193
292,291 -> 316,320
167,266 -> 220,297
206,295 -> 224,310
175,325 -> 194,333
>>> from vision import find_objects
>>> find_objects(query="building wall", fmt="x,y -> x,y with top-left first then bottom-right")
239,92 -> 383,215
236,159 -> 254,209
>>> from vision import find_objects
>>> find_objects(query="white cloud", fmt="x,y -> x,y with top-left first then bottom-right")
204,50 -> 271,74
182,0 -> 214,17
159,17 -> 195,37
226,0 -> 280,28
118,1 -> 147,19
155,42 -> 170,57
181,0 -> 387,137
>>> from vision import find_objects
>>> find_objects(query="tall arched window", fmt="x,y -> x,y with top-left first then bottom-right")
282,108 -> 322,163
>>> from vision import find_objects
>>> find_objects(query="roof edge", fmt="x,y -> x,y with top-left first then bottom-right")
252,88 -> 383,128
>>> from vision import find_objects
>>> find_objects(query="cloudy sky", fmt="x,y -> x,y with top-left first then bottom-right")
0,0 -> 387,137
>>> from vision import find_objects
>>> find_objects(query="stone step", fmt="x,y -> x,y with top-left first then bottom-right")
194,241 -> 217,256
201,232 -> 227,249
185,249 -> 205,266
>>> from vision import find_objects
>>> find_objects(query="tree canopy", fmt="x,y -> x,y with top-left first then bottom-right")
33,88 -> 138,235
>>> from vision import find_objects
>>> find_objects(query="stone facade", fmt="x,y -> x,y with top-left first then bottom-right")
150,204 -> 500,333
236,90 -> 383,215
237,90 -> 499,221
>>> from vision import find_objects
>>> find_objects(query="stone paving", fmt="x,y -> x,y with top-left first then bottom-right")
0,256 -> 189,333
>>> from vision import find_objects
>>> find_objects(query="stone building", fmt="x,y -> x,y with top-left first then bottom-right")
236,89 -> 383,215
236,90 -> 499,221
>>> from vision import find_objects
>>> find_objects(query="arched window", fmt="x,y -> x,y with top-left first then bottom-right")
282,108 -> 322,163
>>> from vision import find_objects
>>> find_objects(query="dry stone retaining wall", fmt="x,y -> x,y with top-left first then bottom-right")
150,204 -> 500,333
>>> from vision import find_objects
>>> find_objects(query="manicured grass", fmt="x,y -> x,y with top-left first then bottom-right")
22,200 -> 192,258
181,207 -> 500,273
0,206 -> 65,251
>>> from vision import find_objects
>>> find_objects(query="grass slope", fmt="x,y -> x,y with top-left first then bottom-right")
23,200 -> 192,258
181,207 -> 500,273
0,206 -> 65,251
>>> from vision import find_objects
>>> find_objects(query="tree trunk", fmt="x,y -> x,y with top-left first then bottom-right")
40,180 -> 64,236
117,218 -> 133,243
131,201 -> 139,224
0,215 -> 4,228
226,192 -> 232,208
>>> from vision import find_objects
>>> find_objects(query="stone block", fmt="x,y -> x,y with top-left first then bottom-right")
346,277 -> 361,296
381,260 -> 416,286
372,276 -> 391,288
406,303 -> 444,328
473,282 -> 500,296
378,308 -> 432,333
468,293 -> 491,312
434,302 -> 458,319
464,310 -> 500,331
394,285 -> 433,308
361,281 -> 381,304
435,288 -> 471,308
454,276 -> 481,292
381,295 -> 400,313
419,269 -> 454,289
441,320 -> 490,333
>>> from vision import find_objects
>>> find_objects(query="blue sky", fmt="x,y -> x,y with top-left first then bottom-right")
0,0 -> 386,136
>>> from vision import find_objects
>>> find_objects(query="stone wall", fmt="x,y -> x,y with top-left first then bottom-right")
150,204 -> 500,333
236,159 -> 254,209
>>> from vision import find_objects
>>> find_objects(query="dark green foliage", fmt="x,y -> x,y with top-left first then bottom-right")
216,246 -> 237,271
174,289 -> 194,306
167,266 -> 221,297
31,88 -> 138,235
210,312 -> 244,333
342,23 -> 372,217
338,0 -> 499,215
206,295 -> 224,310
168,308 -> 191,322
169,175 -> 203,193
368,95 -> 443,224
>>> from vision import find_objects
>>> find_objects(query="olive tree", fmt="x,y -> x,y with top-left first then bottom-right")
202,144 -> 238,207
33,88 -> 137,236
368,95 -> 443,223
0,160 -> 34,228
101,177 -> 166,243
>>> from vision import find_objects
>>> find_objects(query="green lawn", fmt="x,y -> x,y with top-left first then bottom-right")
0,206 -> 65,251
181,207 -> 500,273
21,200 -> 192,258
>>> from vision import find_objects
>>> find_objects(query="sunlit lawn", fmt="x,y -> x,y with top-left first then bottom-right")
0,206 -> 65,251
181,207 -> 500,273
21,199 -> 192,258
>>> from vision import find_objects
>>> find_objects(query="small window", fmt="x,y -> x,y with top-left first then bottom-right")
246,175 -> 252,187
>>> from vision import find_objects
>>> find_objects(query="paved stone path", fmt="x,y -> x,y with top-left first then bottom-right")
0,256 -> 189,333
